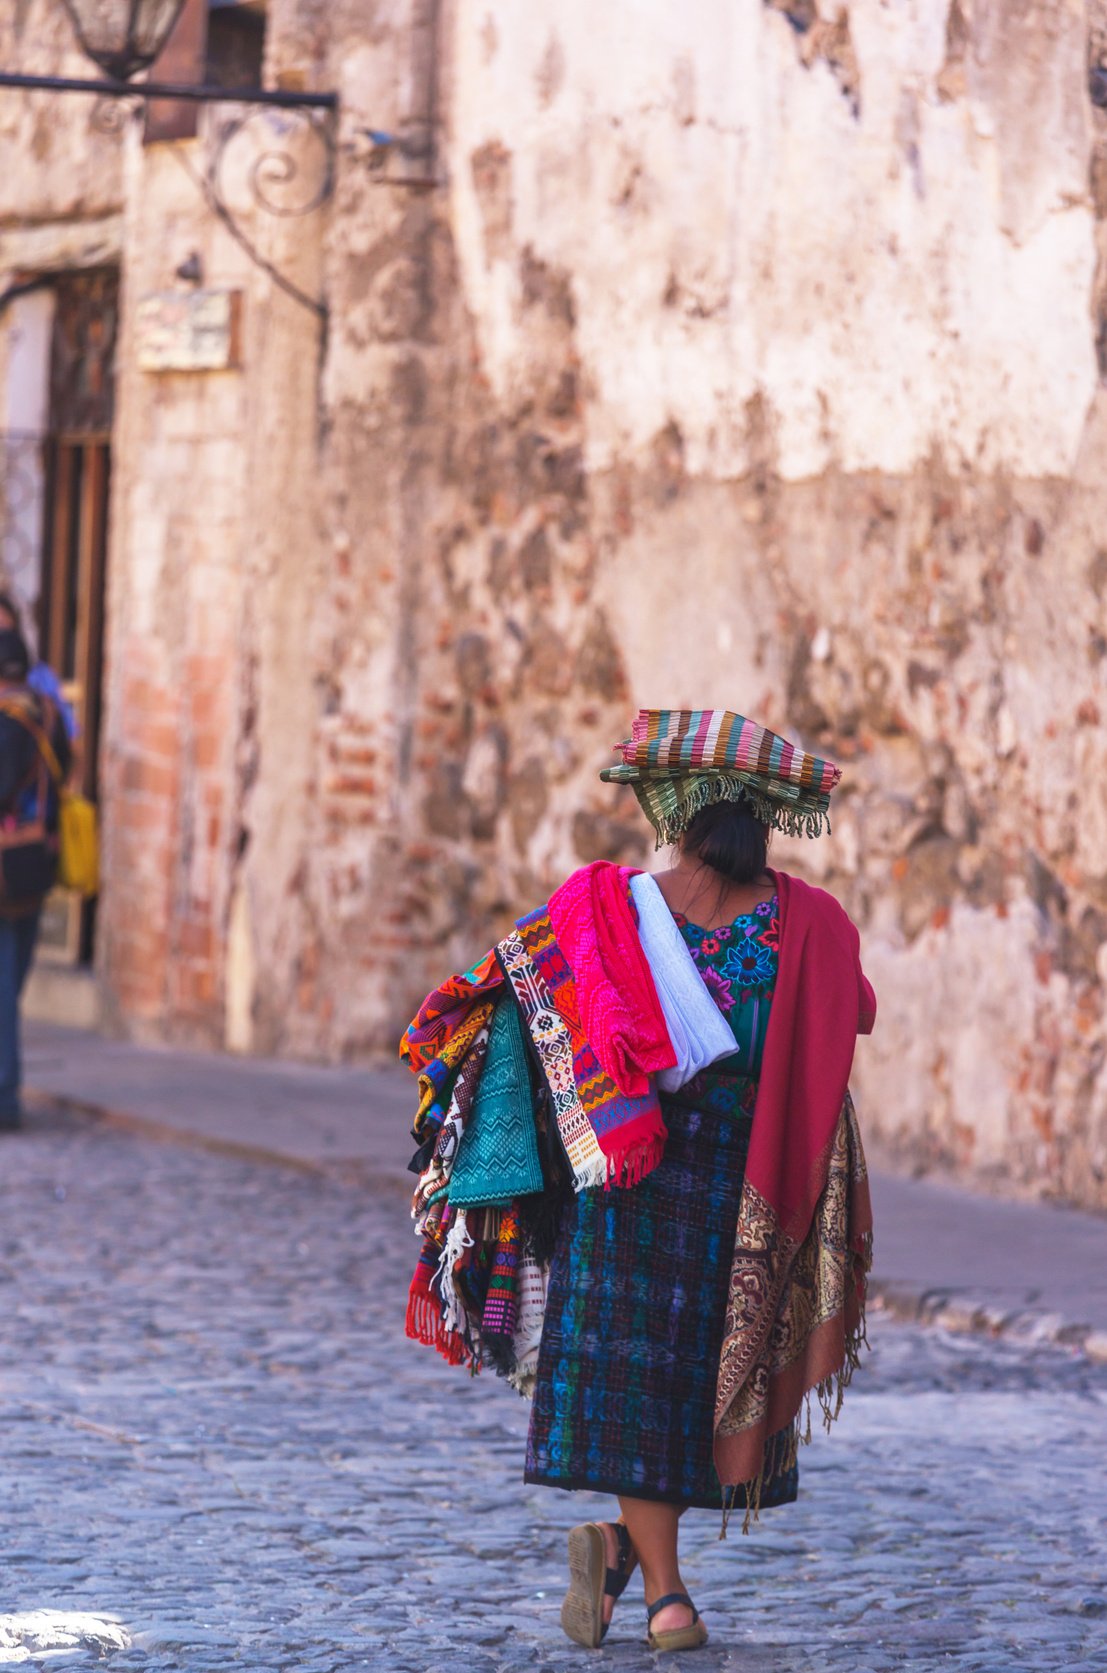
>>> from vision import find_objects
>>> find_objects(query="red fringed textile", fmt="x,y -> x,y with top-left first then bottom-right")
405,1235 -> 471,1367
714,870 -> 876,1502
608,1128 -> 666,1188
547,862 -> 675,1097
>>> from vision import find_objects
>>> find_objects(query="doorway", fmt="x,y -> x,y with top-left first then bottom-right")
36,267 -> 118,967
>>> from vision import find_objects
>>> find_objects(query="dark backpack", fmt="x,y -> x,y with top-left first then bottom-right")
0,693 -> 61,906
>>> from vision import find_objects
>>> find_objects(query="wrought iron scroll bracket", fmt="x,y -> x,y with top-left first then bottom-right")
0,71 -> 443,313
181,107 -> 337,321
86,94 -> 337,321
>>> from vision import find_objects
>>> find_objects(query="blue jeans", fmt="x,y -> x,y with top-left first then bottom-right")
0,911 -> 41,1120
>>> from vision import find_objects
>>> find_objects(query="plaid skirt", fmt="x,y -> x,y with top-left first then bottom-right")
525,1094 -> 799,1510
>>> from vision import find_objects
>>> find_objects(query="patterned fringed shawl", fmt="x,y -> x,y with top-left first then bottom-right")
500,901 -> 668,1192
714,870 -> 876,1528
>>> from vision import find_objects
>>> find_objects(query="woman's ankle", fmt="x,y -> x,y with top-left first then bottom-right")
640,1568 -> 685,1606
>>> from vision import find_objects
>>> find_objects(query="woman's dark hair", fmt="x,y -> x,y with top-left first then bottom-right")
0,592 -> 22,633
680,798 -> 770,887
0,627 -> 30,684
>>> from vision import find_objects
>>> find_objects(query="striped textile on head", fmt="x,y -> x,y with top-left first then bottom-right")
600,709 -> 842,846
620,709 -> 840,793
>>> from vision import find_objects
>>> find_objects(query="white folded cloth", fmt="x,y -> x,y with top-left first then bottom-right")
629,871 -> 738,1091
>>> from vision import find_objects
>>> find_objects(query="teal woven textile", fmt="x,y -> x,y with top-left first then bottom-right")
448,997 -> 543,1208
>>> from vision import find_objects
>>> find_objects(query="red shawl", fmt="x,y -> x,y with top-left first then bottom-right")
713,869 -> 876,1501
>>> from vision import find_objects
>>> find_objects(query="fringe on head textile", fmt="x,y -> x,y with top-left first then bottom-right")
609,769 -> 833,850
645,769 -> 836,849
600,707 -> 841,848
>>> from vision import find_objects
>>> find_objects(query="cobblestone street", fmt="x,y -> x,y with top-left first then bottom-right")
1,1111 -> 1105,1672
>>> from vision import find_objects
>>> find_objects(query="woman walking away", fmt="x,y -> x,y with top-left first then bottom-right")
400,709 -> 876,1651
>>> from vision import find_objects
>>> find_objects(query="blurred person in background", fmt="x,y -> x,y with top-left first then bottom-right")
0,592 -> 78,744
0,627 -> 72,1130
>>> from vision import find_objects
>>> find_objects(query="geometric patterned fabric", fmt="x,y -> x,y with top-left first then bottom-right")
447,997 -> 544,1209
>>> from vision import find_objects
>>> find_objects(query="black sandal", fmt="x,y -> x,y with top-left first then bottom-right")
646,1591 -> 708,1651
561,1520 -> 636,1647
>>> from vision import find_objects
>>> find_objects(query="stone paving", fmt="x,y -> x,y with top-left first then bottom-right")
1,1107 -> 1105,1672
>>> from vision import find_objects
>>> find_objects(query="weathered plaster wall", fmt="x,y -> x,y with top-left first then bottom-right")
8,0 -> 1107,1211
97,112 -> 326,1052
0,0 -> 124,234
323,0 -> 1107,1209
448,0 -> 1097,481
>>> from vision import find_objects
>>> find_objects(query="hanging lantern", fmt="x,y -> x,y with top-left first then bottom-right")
60,0 -> 188,81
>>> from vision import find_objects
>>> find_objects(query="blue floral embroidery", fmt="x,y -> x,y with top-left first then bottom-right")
721,939 -> 776,989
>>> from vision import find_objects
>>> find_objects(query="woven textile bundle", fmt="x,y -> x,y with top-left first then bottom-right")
601,708 -> 842,845
448,999 -> 543,1208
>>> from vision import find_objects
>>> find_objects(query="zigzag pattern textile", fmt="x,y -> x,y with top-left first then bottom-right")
448,999 -> 544,1208
500,905 -> 667,1192
400,949 -> 502,1133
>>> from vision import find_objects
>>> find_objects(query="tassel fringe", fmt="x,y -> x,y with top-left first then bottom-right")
603,1133 -> 667,1190
404,1290 -> 472,1367
719,1314 -> 870,1540
653,773 -> 832,849
436,1210 -> 475,1337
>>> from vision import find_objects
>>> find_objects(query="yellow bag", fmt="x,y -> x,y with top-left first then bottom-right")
58,791 -> 99,897
0,696 -> 101,899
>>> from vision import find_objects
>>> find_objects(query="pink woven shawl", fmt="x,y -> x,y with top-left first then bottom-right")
547,861 -> 676,1097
